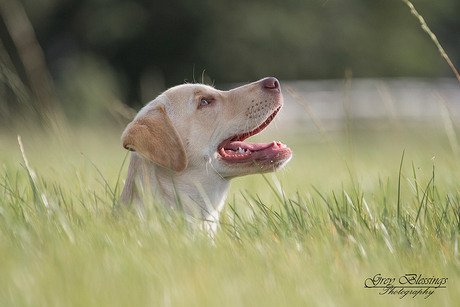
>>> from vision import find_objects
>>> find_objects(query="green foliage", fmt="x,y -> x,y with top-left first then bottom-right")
17,0 -> 460,105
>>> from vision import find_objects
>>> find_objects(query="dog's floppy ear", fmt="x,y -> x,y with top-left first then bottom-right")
122,104 -> 187,172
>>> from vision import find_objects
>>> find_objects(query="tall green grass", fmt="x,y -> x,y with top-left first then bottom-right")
0,121 -> 459,306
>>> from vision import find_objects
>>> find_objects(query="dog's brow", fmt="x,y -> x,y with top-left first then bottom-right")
193,86 -> 220,97
193,88 -> 207,96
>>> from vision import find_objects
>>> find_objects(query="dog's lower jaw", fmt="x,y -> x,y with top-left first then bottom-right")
120,153 -> 231,227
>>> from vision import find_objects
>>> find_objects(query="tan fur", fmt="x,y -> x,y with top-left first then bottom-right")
122,104 -> 187,172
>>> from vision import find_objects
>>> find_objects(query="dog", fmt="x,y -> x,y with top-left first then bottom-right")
120,77 -> 292,231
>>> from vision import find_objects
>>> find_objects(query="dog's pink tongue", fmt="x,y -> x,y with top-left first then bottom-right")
225,141 -> 277,151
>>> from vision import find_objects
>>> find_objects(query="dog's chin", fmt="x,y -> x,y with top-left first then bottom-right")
215,149 -> 292,178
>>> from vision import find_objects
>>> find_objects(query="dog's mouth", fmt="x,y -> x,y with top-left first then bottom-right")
217,106 -> 292,164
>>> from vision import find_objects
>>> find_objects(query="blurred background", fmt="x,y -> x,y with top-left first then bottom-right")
0,0 -> 459,127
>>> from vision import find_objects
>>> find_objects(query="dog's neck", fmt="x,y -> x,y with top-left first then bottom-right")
121,153 -> 230,220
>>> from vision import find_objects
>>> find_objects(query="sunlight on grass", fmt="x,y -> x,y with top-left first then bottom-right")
0,120 -> 459,306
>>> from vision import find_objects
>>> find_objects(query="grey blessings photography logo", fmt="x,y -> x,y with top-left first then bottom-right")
364,273 -> 448,299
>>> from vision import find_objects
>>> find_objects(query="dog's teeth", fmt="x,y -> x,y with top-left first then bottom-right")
272,141 -> 286,148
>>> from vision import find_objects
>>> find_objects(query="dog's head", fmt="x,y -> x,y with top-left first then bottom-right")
122,77 -> 292,178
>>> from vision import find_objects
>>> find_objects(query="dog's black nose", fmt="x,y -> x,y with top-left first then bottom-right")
262,77 -> 280,90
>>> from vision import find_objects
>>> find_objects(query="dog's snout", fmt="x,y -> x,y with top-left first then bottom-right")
262,77 -> 280,91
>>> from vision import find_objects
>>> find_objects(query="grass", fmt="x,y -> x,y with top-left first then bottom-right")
0,118 -> 459,306
401,0 -> 460,84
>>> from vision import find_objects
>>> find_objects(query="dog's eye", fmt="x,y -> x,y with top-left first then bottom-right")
199,98 -> 213,108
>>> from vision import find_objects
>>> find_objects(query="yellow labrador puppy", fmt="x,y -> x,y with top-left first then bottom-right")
120,77 -> 292,230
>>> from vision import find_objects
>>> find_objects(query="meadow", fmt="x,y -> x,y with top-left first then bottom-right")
0,112 -> 459,306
